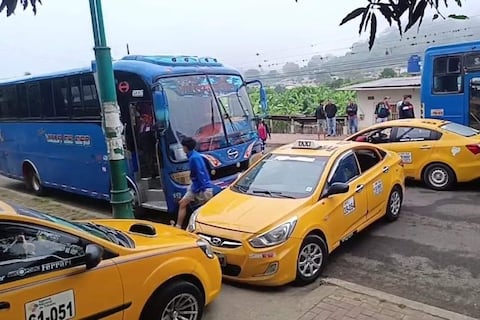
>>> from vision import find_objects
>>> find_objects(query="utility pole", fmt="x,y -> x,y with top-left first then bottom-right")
88,0 -> 134,218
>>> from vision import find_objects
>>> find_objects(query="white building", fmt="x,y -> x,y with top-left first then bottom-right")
338,76 -> 421,129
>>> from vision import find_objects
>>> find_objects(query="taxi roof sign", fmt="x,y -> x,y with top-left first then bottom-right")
292,139 -> 323,150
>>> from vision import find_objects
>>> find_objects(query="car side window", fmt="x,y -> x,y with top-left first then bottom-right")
393,127 -> 441,142
330,153 -> 361,184
0,222 -> 87,285
354,148 -> 382,173
355,127 -> 392,144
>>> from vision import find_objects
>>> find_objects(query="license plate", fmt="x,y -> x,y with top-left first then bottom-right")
215,253 -> 227,267
25,290 -> 76,320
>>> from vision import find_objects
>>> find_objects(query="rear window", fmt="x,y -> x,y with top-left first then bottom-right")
440,122 -> 480,137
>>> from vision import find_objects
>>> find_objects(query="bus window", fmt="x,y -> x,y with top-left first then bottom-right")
81,75 -> 100,118
0,86 -> 17,119
52,78 -> 70,117
70,77 -> 82,116
17,84 -> 28,118
433,56 -> 462,94
465,52 -> 480,71
40,80 -> 55,118
27,83 -> 41,118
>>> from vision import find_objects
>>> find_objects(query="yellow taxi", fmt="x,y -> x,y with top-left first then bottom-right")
346,118 -> 480,190
186,139 -> 405,286
0,202 -> 221,320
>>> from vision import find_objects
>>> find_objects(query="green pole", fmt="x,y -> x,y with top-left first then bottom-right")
89,0 -> 134,218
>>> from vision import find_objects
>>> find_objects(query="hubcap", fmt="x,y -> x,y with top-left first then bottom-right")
429,168 -> 448,188
298,243 -> 323,278
389,190 -> 401,216
161,293 -> 199,320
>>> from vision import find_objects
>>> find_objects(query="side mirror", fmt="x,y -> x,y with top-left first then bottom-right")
153,84 -> 169,131
85,244 -> 104,270
323,182 -> 349,198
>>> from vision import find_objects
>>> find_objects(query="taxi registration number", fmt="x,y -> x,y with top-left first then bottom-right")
25,290 -> 76,320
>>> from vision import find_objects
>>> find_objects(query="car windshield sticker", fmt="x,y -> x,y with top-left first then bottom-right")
398,152 -> 412,164
451,147 -> 461,156
305,187 -> 313,192
343,197 -> 356,215
273,155 -> 315,162
373,180 -> 383,195
25,290 -> 76,320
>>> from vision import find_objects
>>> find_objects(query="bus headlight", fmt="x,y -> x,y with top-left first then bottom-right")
196,239 -> 215,259
170,171 -> 191,185
186,210 -> 199,233
249,217 -> 297,248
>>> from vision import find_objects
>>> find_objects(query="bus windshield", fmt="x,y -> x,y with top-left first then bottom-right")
160,74 -> 255,152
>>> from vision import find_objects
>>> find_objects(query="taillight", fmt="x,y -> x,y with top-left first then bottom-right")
466,144 -> 480,155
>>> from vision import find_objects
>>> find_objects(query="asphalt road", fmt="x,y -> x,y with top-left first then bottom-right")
1,176 -> 479,318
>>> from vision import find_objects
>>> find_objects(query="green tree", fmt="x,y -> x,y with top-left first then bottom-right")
380,68 -> 397,78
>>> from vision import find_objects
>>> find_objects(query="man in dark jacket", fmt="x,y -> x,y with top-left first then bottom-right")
315,101 -> 326,139
398,95 -> 415,119
346,99 -> 359,134
324,100 -> 337,137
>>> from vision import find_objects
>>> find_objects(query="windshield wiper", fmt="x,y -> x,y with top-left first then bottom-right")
251,189 -> 296,199
232,184 -> 249,193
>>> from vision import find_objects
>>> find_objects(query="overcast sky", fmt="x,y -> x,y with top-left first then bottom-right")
0,0 -> 477,79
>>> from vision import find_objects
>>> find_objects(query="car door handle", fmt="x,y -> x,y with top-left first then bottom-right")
355,184 -> 364,193
383,166 -> 390,173
0,302 -> 10,310
420,145 -> 431,150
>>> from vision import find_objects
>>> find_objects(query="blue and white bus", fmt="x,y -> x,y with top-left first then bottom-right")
421,41 -> 480,129
0,55 -> 266,214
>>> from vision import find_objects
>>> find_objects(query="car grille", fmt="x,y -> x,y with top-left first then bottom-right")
222,264 -> 241,277
198,234 -> 242,249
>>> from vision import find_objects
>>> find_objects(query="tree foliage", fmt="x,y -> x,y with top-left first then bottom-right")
249,86 -> 356,116
0,0 -> 41,16
296,0 -> 466,50
380,68 -> 397,78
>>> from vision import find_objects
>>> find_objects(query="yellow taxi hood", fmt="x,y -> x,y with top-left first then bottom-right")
90,219 -> 200,249
196,188 -> 309,234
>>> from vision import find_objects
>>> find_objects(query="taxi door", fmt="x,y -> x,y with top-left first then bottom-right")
386,126 -> 438,178
0,222 -> 124,320
318,152 -> 368,244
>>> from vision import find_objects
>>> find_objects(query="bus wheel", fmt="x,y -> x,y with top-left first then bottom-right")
24,166 -> 45,196
129,183 -> 144,219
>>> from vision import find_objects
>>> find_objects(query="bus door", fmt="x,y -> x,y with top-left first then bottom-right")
465,74 -> 480,130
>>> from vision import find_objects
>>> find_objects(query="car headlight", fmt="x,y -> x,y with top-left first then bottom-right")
196,239 -> 215,259
186,210 -> 199,233
249,217 -> 298,248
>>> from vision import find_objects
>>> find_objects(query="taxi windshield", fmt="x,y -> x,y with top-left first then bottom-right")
231,154 -> 328,199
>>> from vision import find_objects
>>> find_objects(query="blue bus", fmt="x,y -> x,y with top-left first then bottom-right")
0,55 -> 266,215
421,41 -> 480,129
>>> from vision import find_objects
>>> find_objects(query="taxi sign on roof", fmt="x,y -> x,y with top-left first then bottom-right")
292,139 -> 323,150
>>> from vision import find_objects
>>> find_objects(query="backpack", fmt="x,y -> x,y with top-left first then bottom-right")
377,103 -> 390,118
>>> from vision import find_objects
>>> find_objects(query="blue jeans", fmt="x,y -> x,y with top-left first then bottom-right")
327,117 -> 336,136
348,117 -> 358,134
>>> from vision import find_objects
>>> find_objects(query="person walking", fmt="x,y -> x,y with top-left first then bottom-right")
257,119 -> 271,153
374,97 -> 391,123
324,99 -> 337,137
346,99 -> 359,134
315,100 -> 326,139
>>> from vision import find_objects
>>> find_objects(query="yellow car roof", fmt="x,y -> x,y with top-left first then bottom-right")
270,139 -> 375,158
370,118 -> 448,129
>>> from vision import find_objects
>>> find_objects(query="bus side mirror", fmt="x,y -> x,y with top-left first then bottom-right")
153,84 -> 169,131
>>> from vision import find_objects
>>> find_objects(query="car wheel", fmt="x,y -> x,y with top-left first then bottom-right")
423,163 -> 455,191
142,280 -> 204,320
295,235 -> 328,285
385,185 -> 403,222
24,167 -> 44,196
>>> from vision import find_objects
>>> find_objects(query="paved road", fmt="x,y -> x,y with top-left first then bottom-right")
1,176 -> 479,318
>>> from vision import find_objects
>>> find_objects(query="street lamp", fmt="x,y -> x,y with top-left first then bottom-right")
89,0 -> 134,219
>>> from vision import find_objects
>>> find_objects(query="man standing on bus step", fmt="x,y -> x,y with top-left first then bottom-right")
374,96 -> 391,123
171,137 -> 214,229
315,100 -> 326,140
398,95 -> 415,119
324,99 -> 338,137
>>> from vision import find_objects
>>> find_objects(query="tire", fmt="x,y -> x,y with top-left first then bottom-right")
385,185 -> 403,222
295,235 -> 328,286
129,184 -> 144,219
24,167 -> 45,196
422,163 -> 455,191
141,280 -> 204,320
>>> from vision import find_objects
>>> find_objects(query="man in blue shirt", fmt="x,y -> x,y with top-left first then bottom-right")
171,137 -> 214,229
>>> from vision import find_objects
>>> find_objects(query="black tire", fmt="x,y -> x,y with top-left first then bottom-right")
422,163 -> 455,191
129,184 -> 145,219
141,280 -> 204,320
294,235 -> 328,286
385,185 -> 403,222
24,167 -> 45,196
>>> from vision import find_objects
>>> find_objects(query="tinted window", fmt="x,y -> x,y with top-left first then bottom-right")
440,122 -> 479,137
330,153 -> 360,184
393,127 -> 440,142
81,75 -> 100,116
0,86 -> 17,118
70,77 -> 82,116
0,223 -> 86,284
52,78 -> 70,117
27,83 -> 42,118
40,80 -> 55,117
17,84 -> 28,118
232,154 -> 328,198
354,148 -> 381,173
433,56 -> 462,94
